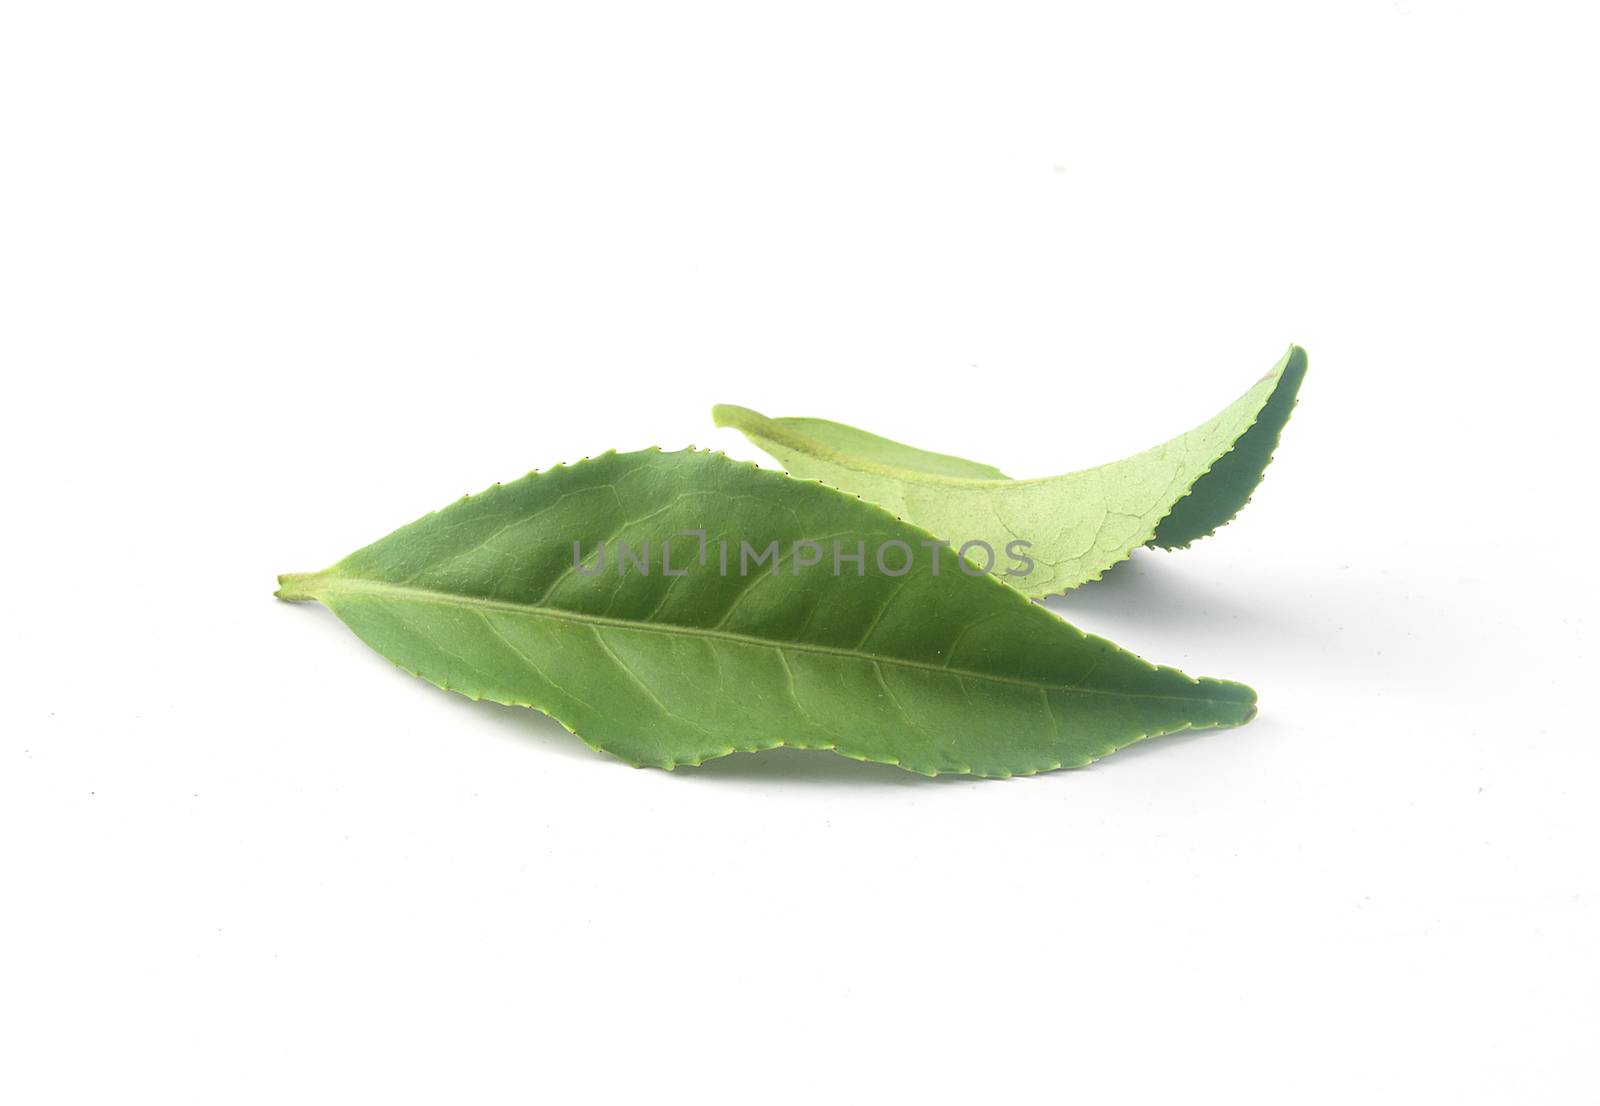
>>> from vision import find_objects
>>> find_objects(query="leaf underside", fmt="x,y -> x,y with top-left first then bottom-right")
713,345 -> 1307,598
278,450 -> 1256,776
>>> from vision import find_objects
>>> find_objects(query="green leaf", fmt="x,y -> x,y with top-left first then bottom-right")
713,345 -> 1307,598
277,449 -> 1256,777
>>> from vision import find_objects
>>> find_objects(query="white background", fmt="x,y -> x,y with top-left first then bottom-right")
3,2 -> 1595,1102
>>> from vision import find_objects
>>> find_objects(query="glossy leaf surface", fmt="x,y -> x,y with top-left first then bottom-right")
278,449 -> 1256,776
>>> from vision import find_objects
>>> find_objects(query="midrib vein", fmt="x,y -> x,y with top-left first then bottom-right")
317,576 -> 1245,708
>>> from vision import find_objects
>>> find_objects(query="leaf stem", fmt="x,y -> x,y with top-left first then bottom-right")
275,571 -> 328,602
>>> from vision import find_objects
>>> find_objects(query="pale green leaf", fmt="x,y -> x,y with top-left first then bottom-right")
714,345 -> 1307,597
278,449 -> 1256,776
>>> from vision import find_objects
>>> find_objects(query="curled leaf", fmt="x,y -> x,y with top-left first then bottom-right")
278,449 -> 1255,776
714,345 -> 1307,597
